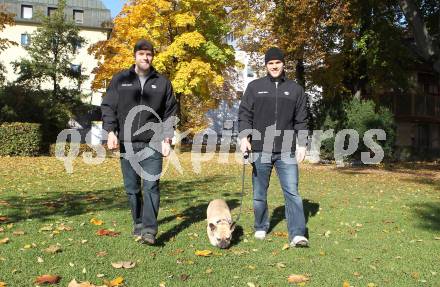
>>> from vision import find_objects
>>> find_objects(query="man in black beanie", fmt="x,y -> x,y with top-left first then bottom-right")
238,47 -> 309,247
101,39 -> 177,245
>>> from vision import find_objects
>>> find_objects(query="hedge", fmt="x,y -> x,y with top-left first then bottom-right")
0,122 -> 42,156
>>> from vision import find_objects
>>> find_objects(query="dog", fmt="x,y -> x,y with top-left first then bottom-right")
206,199 -> 236,249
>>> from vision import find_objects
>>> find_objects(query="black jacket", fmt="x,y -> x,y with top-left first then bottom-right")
101,65 -> 177,143
238,74 -> 308,153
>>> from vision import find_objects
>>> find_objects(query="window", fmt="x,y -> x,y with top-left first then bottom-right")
73,40 -> 82,53
21,5 -> 33,19
21,33 -> 31,46
70,64 -> 81,76
247,67 -> 255,78
73,10 -> 84,24
48,7 -> 57,17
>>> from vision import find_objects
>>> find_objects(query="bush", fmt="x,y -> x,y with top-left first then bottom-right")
0,122 -> 42,156
317,98 -> 396,162
0,84 -> 89,153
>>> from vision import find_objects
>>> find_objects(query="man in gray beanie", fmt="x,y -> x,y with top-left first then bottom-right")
238,47 -> 309,247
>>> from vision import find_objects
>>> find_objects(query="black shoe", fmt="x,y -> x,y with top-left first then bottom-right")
140,232 -> 156,245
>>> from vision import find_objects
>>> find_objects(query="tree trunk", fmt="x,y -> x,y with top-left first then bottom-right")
399,0 -> 440,73
295,58 -> 305,88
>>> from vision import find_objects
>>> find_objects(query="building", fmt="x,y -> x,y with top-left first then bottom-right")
0,0 -> 111,106
380,64 -> 440,159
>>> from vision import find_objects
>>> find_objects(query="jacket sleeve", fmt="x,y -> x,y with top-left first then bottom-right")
238,84 -> 255,138
101,76 -> 119,133
294,86 -> 309,147
162,80 -> 177,140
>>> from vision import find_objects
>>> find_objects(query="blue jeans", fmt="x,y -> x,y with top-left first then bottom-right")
120,143 -> 163,236
252,152 -> 306,240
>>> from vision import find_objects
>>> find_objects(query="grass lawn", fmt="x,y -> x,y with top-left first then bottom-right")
0,153 -> 439,286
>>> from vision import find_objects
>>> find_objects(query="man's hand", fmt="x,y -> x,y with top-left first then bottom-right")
107,131 -> 118,150
296,146 -> 307,163
162,139 -> 171,157
240,138 -> 251,154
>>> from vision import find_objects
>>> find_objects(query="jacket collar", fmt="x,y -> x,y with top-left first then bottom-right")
267,71 -> 286,82
129,64 -> 157,78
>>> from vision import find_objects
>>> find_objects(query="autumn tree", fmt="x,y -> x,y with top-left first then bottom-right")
90,0 -> 237,137
0,6 -> 17,85
12,0 -> 86,100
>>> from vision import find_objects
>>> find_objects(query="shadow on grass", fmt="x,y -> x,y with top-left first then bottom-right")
2,175 -> 237,225
2,187 -> 128,224
411,202 -> 440,231
268,199 -> 320,238
156,199 -> 239,246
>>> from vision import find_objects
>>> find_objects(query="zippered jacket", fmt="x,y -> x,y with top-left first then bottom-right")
238,74 -> 308,153
101,65 -> 177,143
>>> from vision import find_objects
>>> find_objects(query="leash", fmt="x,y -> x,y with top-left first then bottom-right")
234,150 -> 249,223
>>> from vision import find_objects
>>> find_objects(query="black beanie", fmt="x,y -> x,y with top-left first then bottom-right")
265,47 -> 285,64
133,39 -> 154,54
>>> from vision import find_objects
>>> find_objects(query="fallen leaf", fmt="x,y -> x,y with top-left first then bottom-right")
367,283 -> 377,287
353,272 -> 361,277
90,218 -> 104,226
97,274 -> 105,278
0,227 -> 3,232
273,231 -> 288,238
434,237 -> 440,240
411,272 -> 420,279
111,261 -> 136,269
205,268 -> 213,274
195,250 -> 212,257
159,282 -> 166,287
39,225 -> 53,232
282,243 -> 290,250
287,274 -> 309,284
44,245 -> 62,254
0,238 -> 9,244
57,224 -> 73,231
35,274 -> 61,284
104,277 -> 124,287
96,229 -> 120,237
324,230 -> 331,237
96,251 -> 108,257
180,274 -> 190,281
0,200 -> 10,206
0,282 -> 6,287
13,230 -> 25,236
0,216 -> 9,223
247,283 -> 256,287
276,262 -> 286,269
82,267 -> 87,274
343,281 -> 350,287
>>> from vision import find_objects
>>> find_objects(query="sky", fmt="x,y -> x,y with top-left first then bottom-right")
101,0 -> 125,18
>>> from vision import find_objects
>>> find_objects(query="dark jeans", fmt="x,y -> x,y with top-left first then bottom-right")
120,143 -> 163,236
252,152 -> 306,240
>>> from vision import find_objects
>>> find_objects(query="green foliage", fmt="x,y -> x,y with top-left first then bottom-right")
0,84 -> 85,149
11,0 -> 86,98
317,98 -> 396,162
0,122 -> 42,156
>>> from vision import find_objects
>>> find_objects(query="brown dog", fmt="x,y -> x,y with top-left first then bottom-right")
206,199 -> 235,249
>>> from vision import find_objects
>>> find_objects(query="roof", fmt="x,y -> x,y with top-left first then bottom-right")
3,0 -> 109,10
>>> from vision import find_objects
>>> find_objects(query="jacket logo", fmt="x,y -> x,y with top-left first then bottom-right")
257,91 -> 269,94
121,83 -> 133,87
284,91 -> 290,95
151,85 -> 157,89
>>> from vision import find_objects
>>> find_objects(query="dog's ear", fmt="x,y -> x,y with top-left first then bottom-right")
230,221 -> 236,232
209,223 -> 216,231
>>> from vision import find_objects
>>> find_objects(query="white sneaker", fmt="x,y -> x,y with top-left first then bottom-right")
254,231 -> 267,240
290,235 -> 309,247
